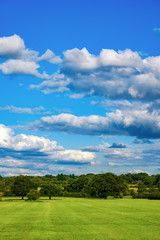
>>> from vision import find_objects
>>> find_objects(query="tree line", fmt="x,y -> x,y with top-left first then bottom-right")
0,172 -> 160,200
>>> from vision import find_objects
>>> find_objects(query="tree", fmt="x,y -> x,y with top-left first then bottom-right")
27,189 -> 40,201
137,182 -> 147,194
40,182 -> 62,200
11,175 -> 33,200
89,173 -> 128,199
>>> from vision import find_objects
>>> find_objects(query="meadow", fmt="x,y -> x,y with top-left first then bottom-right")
0,197 -> 160,240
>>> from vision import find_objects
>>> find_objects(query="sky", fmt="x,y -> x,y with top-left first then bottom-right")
0,0 -> 160,176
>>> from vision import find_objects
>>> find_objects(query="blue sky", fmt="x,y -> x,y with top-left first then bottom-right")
0,0 -> 160,176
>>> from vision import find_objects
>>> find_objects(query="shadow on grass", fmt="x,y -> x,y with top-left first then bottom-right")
1,197 -> 63,202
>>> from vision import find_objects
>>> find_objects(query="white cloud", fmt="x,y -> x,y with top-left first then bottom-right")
108,162 -> 121,167
33,47 -> 160,101
30,73 -> 70,93
49,150 -> 95,164
25,104 -> 160,139
0,34 -> 61,79
104,148 -> 138,159
0,124 -> 95,165
81,142 -> 110,152
91,100 -> 132,109
38,49 -> 62,64
0,124 -> 62,152
1,35 -> 160,101
0,167 -> 45,177
0,59 -> 41,76
129,169 -> 150,174
63,48 -> 98,71
0,105 -> 46,114
0,34 -> 25,57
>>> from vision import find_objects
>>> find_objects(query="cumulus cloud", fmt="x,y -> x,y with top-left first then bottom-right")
24,104 -> 160,139
0,124 -> 95,165
1,35 -> 160,101
0,59 -> 50,79
38,49 -> 62,64
62,51 -> 160,100
30,73 -> 70,94
0,124 -> 63,152
0,34 -> 25,57
31,47 -> 160,101
0,34 -> 61,79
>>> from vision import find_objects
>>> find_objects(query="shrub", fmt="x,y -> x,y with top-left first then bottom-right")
27,189 -> 40,201
148,192 -> 160,200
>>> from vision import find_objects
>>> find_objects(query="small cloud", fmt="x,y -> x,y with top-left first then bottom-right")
109,142 -> 127,148
38,49 -> 62,64
131,169 -> 150,175
69,93 -> 85,99
108,162 -> 121,167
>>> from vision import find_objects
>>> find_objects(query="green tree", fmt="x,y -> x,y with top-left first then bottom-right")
137,182 -> 147,194
40,182 -> 62,200
11,175 -> 33,200
27,189 -> 40,201
89,173 -> 128,199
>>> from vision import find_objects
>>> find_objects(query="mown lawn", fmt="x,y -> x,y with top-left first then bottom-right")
0,197 -> 160,240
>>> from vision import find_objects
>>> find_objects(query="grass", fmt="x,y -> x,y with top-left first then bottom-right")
0,197 -> 160,240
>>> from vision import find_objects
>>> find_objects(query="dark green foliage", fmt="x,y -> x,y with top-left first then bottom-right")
137,182 -> 148,194
27,189 -> 40,201
40,182 -> 62,199
148,192 -> 160,199
0,180 -> 5,192
0,172 -> 159,200
0,192 -> 3,201
89,173 -> 128,199
11,175 -> 33,199
66,175 -> 91,193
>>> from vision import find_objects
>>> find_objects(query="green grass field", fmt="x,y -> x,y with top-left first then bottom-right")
0,197 -> 160,240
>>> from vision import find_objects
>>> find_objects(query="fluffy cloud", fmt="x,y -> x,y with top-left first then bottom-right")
38,49 -> 62,64
0,124 -> 62,152
0,124 -> 95,165
81,142 -> 110,152
0,34 -> 61,79
0,59 -> 49,78
32,47 -> 160,101
0,34 -> 25,57
25,104 -> 160,139
1,35 -> 160,101
30,73 -> 70,94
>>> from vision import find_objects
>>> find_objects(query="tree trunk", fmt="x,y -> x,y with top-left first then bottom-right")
49,196 -> 51,200
22,196 -> 24,200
